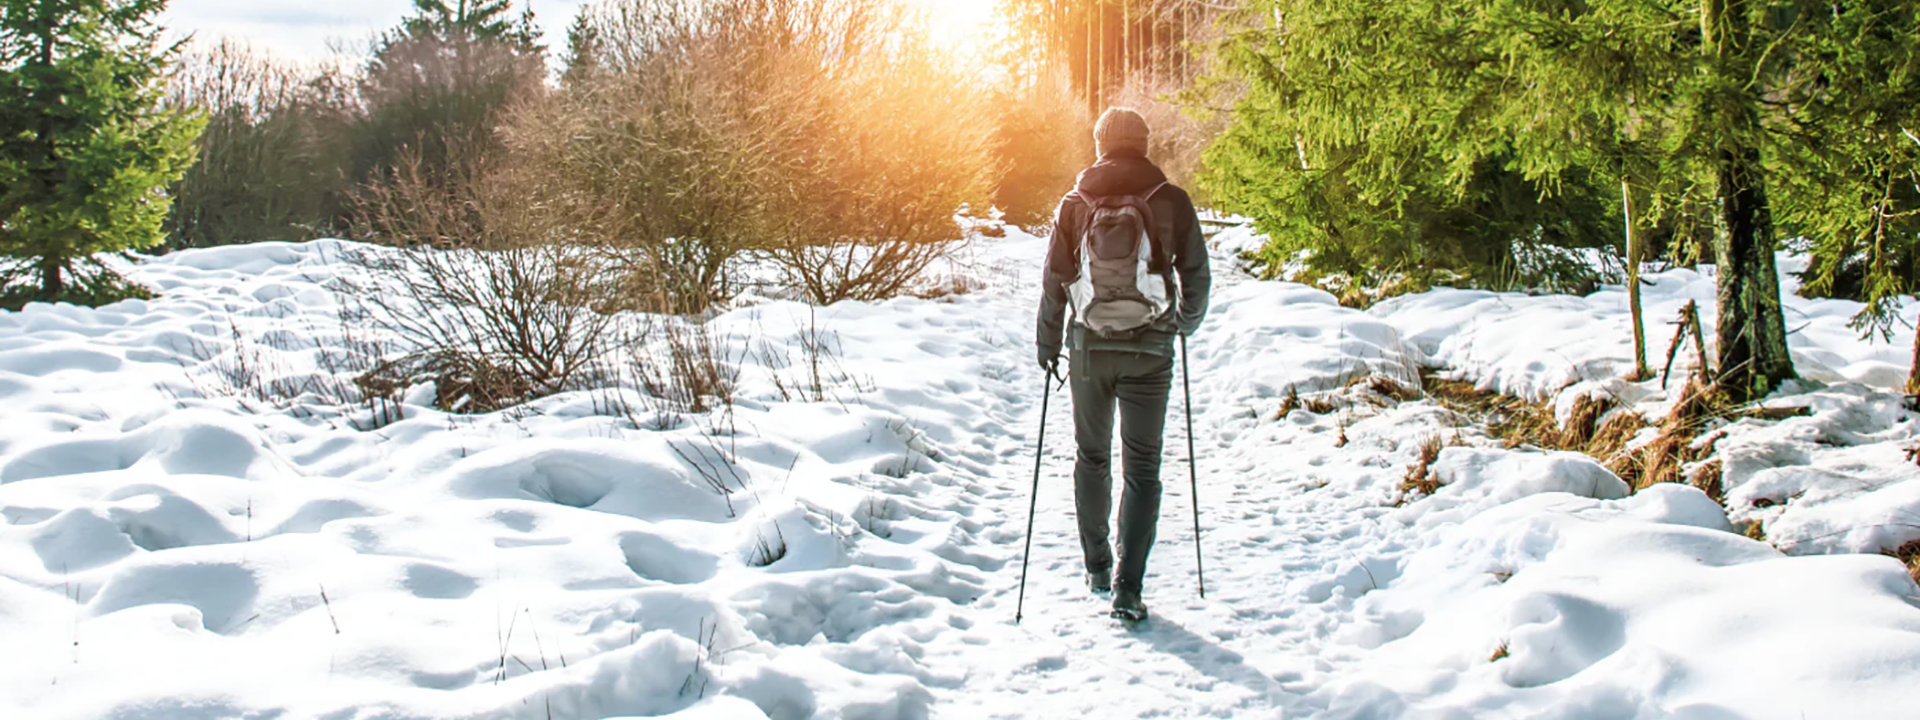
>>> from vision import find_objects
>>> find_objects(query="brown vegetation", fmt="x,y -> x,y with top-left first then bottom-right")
1892,539 -> 1920,587
1399,433 -> 1447,502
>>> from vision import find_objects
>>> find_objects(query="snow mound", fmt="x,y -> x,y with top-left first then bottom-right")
1396,448 -> 1631,529
1326,486 -> 1920,719
0,236 -> 1040,719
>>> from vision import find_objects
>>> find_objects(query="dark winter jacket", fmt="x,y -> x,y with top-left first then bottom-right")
1037,150 -> 1211,360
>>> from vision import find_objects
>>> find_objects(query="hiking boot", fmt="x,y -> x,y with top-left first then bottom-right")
1086,568 -> 1112,595
1111,587 -> 1148,622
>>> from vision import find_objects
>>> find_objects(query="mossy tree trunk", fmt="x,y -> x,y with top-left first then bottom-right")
1701,0 -> 1794,402
1711,147 -> 1796,401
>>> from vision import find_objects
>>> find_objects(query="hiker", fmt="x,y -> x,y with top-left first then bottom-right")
1035,107 -> 1211,621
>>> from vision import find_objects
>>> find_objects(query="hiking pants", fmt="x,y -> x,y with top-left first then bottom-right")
1069,349 -> 1174,594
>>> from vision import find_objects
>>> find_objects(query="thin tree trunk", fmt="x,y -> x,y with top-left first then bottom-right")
1090,1 -> 1105,115
1623,177 -> 1649,380
1098,0 -> 1106,111
1713,147 -> 1796,401
1908,323 -> 1919,395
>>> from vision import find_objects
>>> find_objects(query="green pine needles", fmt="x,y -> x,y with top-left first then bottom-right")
0,0 -> 203,308
1204,0 -> 1920,400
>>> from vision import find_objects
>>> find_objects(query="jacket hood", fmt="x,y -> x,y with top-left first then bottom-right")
1074,151 -> 1168,198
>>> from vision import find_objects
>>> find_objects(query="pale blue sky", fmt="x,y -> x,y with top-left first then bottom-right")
160,0 -> 591,63
160,0 -> 996,64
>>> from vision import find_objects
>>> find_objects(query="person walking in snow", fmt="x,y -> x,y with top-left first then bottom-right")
1036,107 -> 1211,621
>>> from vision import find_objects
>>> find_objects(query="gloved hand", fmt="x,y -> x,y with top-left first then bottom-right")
1037,347 -> 1061,378
1173,312 -> 1200,337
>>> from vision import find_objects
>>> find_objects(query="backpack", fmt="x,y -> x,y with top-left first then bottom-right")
1067,183 -> 1173,339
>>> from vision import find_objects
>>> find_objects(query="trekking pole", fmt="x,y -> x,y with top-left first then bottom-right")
1015,362 -> 1059,623
1181,335 -> 1205,599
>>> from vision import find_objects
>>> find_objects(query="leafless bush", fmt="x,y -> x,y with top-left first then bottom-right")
345,155 -> 617,414
764,10 -> 997,304
756,308 -> 872,404
991,68 -> 1094,227
499,0 -> 814,313
630,318 -> 743,420
166,40 -> 358,248
514,0 -> 995,309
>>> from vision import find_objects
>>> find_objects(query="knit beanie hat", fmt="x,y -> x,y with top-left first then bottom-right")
1094,107 -> 1150,158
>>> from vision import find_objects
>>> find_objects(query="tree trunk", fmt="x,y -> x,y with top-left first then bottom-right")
39,255 -> 66,301
1622,178 -> 1650,380
1908,324 -> 1919,396
1712,147 -> 1796,401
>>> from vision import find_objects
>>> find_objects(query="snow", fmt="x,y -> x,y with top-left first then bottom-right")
2,224 -> 1918,719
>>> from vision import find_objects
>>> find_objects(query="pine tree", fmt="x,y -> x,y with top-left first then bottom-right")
1763,3 -> 1920,393
397,0 -> 543,53
1200,0 -> 1623,292
0,0 -> 203,306
1208,0 -> 1919,401
354,0 -> 544,192
560,11 -> 601,89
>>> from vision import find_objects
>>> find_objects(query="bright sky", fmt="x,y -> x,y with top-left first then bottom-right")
160,0 -> 1000,64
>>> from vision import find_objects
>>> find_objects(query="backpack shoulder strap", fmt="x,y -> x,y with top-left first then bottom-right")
1136,182 -> 1173,271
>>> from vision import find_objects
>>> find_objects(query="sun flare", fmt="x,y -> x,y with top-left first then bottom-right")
911,0 -> 1001,59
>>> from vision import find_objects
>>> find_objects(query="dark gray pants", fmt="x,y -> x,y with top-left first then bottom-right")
1069,349 -> 1173,594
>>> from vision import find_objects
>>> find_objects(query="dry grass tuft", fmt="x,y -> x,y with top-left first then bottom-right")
1489,641 -> 1510,662
1422,371 -> 1563,450
1688,458 -> 1725,504
1627,380 -> 1727,491
1892,539 -> 1920,587
1590,411 -> 1650,476
1423,368 -> 1732,495
1277,385 -> 1302,418
1560,393 -> 1615,448
1398,433 -> 1446,504
1367,374 -> 1421,402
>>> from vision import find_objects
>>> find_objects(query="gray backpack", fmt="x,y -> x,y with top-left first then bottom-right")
1067,183 -> 1173,338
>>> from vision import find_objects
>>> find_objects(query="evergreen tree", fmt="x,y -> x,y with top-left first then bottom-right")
1207,0 -> 1919,401
354,0 -> 544,194
0,0 -> 203,306
560,10 -> 601,89
397,0 -> 543,53
1761,3 -> 1920,392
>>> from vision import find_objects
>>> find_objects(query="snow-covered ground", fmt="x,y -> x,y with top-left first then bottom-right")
3,226 -> 1919,719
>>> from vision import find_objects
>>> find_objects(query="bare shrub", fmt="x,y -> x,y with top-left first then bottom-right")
166,40 -> 358,248
345,155 -> 616,414
991,69 -> 1094,227
499,0 -> 816,313
354,30 -> 545,203
757,308 -> 872,404
523,0 -> 995,309
774,16 -> 996,304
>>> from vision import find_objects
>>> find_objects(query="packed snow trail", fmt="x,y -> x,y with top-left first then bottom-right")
915,228 -> 1457,719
